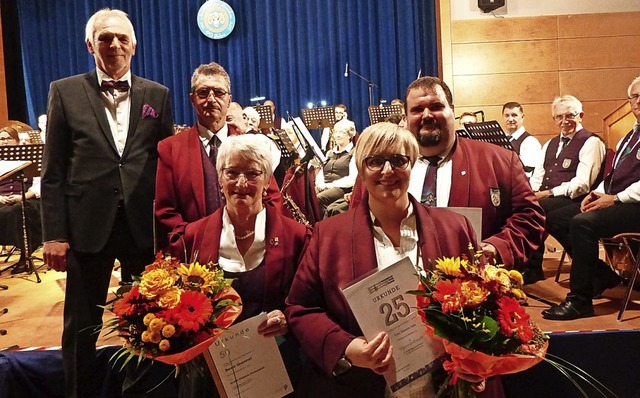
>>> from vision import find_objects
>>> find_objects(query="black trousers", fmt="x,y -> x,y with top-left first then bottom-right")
526,196 -> 581,270
62,207 -> 176,398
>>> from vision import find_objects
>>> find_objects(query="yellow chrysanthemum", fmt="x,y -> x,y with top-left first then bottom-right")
157,287 -> 182,309
162,324 -> 176,338
508,270 -> 524,286
149,332 -> 162,344
149,318 -> 166,333
141,330 -> 152,343
159,339 -> 171,352
139,269 -> 175,299
179,262 -> 218,294
460,280 -> 490,307
143,313 -> 156,326
435,257 -> 466,277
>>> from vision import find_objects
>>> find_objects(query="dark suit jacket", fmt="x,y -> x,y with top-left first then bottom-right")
285,196 -> 478,398
155,125 -> 284,258
350,137 -> 545,269
187,204 -> 311,314
41,70 -> 173,253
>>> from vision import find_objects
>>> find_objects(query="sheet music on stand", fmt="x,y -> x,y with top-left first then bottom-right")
462,121 -> 514,151
291,117 -> 327,164
301,106 -> 335,130
0,144 -> 44,176
255,104 -> 274,129
368,104 -> 403,125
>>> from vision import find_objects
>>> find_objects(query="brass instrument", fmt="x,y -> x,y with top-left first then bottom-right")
280,163 -> 311,227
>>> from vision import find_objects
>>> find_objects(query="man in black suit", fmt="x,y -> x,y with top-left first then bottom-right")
41,8 -> 173,398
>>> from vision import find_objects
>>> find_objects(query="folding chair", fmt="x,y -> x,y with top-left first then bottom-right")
602,233 -> 640,321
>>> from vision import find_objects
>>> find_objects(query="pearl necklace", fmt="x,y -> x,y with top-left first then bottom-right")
235,230 -> 255,240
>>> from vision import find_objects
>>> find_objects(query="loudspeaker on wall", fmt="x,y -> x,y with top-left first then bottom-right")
478,0 -> 505,13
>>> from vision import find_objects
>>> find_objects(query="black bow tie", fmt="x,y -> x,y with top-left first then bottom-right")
101,80 -> 130,92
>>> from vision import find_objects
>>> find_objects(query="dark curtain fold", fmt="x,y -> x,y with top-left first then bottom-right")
7,0 -> 437,132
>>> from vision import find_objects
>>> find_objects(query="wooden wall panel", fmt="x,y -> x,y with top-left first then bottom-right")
559,68 -> 640,101
603,101 -> 634,148
452,40 -> 558,75
451,16 -> 557,43
453,72 -> 559,106
558,12 -> 640,38
0,8 -> 7,126
558,37 -> 640,70
445,11 -> 640,148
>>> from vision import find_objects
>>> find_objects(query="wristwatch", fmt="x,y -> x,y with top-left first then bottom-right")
332,355 -> 352,377
613,194 -> 621,203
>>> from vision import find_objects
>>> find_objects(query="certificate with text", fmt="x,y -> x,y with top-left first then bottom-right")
205,313 -> 293,398
342,257 -> 445,392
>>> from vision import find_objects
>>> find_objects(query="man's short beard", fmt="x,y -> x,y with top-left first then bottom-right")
416,128 -> 442,147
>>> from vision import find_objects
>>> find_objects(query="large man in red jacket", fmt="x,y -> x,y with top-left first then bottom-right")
403,76 -> 545,269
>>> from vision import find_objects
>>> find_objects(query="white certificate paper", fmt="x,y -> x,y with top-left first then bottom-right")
342,257 -> 445,392
206,313 -> 293,398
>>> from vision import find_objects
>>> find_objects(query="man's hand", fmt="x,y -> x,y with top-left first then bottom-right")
43,241 -> 70,272
480,242 -> 497,264
535,190 -> 553,200
344,332 -> 394,374
580,191 -> 616,213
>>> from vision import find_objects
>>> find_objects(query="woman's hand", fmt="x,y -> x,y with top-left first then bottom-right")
257,310 -> 288,338
344,332 -> 394,374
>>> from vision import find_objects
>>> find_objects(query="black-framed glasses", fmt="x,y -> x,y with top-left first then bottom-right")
364,155 -> 410,171
629,94 -> 640,103
222,168 -> 263,182
194,87 -> 228,99
553,113 -> 579,122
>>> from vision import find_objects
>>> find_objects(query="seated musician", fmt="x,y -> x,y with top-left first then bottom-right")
0,127 -> 42,274
315,120 -> 357,218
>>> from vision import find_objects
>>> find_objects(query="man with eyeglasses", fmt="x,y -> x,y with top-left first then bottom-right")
523,95 -> 606,284
540,77 -> 640,320
155,62 -> 282,259
40,8 -> 175,398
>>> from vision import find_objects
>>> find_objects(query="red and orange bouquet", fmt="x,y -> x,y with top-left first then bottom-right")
104,253 -> 242,367
413,248 -> 548,397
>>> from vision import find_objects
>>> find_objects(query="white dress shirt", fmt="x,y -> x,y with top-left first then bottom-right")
594,127 -> 640,203
97,69 -> 131,157
218,206 -> 266,272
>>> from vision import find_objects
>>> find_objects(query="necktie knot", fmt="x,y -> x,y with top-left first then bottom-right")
561,136 -> 570,146
422,155 -> 441,166
101,80 -> 130,92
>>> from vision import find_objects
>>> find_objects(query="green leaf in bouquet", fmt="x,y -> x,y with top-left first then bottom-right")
424,308 -> 472,345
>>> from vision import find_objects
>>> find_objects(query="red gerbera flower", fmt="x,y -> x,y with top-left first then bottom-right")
432,279 -> 465,313
112,285 -> 154,317
496,296 -> 534,343
167,290 -> 213,333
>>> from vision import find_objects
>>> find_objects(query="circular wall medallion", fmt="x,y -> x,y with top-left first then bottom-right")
197,0 -> 236,40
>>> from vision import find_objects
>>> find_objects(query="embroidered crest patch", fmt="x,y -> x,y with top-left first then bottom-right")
490,187 -> 501,207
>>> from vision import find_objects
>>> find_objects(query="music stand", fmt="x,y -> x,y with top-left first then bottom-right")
255,104 -> 274,130
0,160 -> 41,283
301,106 -> 336,130
26,131 -> 44,145
368,104 -> 403,125
462,121 -> 514,151
0,144 -> 45,174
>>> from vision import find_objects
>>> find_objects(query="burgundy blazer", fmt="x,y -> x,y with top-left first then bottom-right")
155,125 -> 284,259
350,137 -> 545,269
285,196 -> 479,398
186,204 -> 311,313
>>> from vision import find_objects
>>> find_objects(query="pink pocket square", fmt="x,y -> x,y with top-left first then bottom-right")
141,103 -> 158,119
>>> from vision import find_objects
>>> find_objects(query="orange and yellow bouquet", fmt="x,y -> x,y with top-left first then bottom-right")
104,253 -> 242,368
412,248 -> 548,397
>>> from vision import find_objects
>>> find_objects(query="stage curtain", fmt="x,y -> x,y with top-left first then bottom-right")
10,0 -> 437,132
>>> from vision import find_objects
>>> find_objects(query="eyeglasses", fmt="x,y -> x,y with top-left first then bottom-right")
194,87 -> 228,99
364,155 -> 411,172
222,168 -> 263,182
629,94 -> 640,103
553,113 -> 579,122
